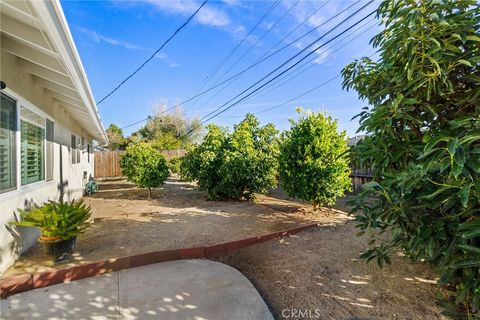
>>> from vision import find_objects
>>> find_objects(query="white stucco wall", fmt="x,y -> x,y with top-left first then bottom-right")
0,51 -> 95,275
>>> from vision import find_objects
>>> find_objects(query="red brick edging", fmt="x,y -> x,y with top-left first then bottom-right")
1,222 -> 318,299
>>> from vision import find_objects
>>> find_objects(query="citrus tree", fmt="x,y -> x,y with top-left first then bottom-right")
279,109 -> 351,209
342,0 -> 480,316
180,124 -> 227,198
181,114 -> 279,200
120,142 -> 169,199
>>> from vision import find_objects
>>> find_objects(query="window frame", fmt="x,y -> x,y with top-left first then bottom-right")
0,92 -> 18,194
71,134 -> 82,164
0,88 -> 54,197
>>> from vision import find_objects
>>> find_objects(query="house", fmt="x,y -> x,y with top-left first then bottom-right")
0,0 -> 107,274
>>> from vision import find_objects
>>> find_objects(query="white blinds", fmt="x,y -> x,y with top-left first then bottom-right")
21,120 -> 45,185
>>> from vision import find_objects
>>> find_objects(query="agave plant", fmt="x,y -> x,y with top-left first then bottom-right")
11,199 -> 92,240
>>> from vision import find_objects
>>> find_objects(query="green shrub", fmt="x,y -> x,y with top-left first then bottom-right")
279,109 -> 351,209
120,142 -> 169,199
181,114 -> 279,200
11,199 -> 91,240
167,157 -> 183,175
342,0 -> 480,316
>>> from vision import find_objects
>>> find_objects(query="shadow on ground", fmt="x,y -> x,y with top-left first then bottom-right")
4,177 -> 347,277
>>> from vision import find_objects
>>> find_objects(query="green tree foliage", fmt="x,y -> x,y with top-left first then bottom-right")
342,0 -> 480,316
105,124 -> 126,150
167,157 -> 183,175
181,114 -> 279,200
135,105 -> 202,151
120,142 -> 169,199
279,109 -> 351,209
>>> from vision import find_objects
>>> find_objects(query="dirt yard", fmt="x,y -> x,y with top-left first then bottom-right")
3,178 -> 444,319
4,177 -> 327,277
217,222 -> 443,319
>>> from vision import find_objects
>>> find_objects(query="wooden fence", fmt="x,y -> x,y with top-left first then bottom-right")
94,149 -> 373,192
94,150 -> 124,178
350,163 -> 373,194
94,150 -> 187,178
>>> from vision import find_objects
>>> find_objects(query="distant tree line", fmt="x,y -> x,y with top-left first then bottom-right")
105,103 -> 202,152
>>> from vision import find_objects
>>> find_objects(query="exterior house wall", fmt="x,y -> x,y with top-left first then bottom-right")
0,51 -> 94,275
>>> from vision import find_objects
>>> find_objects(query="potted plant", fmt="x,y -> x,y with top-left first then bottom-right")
10,199 -> 91,260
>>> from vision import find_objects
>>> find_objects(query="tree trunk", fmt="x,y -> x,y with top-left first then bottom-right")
147,187 -> 152,200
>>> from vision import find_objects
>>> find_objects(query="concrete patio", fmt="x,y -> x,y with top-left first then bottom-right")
1,260 -> 273,320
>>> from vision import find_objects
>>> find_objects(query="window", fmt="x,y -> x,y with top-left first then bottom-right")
77,136 -> 81,163
71,134 -> 76,164
20,107 -> 45,185
0,93 -> 17,193
87,144 -> 91,163
46,119 -> 54,180
71,134 -> 81,164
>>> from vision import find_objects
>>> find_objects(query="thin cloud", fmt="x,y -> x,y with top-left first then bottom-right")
145,0 -> 230,27
222,0 -> 241,6
78,27 -> 181,67
77,27 -> 149,51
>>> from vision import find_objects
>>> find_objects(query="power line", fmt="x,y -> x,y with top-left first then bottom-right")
198,4 -> 375,124
245,17 -> 376,101
255,75 -> 340,114
197,0 -> 360,110
182,7 -> 376,138
189,0 -> 280,98
254,53 -> 378,116
96,0 -> 208,106
192,0 -> 300,113
218,74 -> 341,119
201,16 -> 375,116
213,0 -> 299,84
120,0 -> 364,130
255,0 -> 330,63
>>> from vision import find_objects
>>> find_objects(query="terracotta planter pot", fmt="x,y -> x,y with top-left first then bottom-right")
39,236 -> 77,259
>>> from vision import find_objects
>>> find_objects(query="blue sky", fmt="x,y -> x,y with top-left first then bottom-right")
61,0 -> 380,138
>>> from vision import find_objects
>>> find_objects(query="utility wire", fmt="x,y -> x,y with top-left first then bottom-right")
199,14 -> 374,117
197,4 -> 375,125
189,0 -> 280,98
213,0 -> 299,84
181,7 -> 376,138
96,0 -> 208,105
218,74 -> 340,119
192,0 -> 300,113
255,0 -> 330,63
256,75 -> 341,115
120,0 -> 364,130
255,52 -> 378,116
197,0 -> 360,110
246,17 -> 376,101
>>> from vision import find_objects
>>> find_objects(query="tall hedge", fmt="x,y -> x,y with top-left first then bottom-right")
342,0 -> 480,316
181,114 -> 279,200
279,109 -> 351,209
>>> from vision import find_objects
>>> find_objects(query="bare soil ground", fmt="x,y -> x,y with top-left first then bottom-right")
216,223 -> 443,320
3,178 -> 444,319
4,177 -> 319,277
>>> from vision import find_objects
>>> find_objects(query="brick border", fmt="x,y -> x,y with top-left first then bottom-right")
1,222 -> 318,299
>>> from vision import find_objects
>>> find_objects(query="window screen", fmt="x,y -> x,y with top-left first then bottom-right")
0,93 -> 17,193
